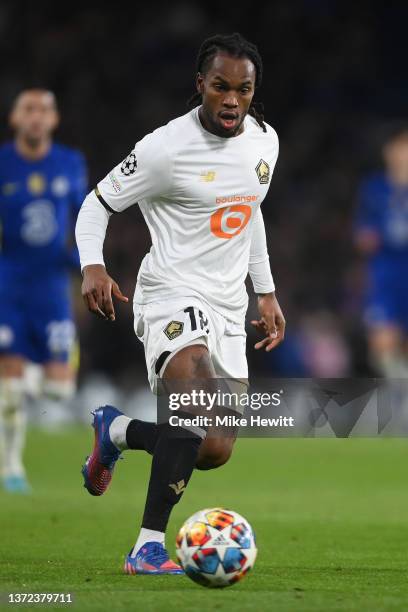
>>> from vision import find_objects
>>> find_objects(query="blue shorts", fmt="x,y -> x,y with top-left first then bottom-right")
0,275 -> 75,364
364,262 -> 408,330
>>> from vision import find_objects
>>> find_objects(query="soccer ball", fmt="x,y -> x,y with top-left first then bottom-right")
175,508 -> 257,588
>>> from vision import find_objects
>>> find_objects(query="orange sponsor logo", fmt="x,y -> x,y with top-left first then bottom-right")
210,204 -> 252,239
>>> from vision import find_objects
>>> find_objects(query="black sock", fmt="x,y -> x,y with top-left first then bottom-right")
141,423 -> 203,532
126,419 -> 160,454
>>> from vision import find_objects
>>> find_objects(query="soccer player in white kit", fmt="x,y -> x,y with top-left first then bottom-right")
75,33 -> 285,574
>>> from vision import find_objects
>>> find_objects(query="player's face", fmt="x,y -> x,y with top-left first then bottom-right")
197,53 -> 256,138
10,91 -> 59,144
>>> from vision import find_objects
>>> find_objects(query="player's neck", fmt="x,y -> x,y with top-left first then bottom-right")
15,136 -> 52,161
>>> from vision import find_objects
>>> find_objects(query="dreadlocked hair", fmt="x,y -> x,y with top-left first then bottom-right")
187,32 -> 267,133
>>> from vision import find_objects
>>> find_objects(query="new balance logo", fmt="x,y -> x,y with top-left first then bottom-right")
169,479 -> 186,495
212,533 -> 229,546
200,171 -> 216,182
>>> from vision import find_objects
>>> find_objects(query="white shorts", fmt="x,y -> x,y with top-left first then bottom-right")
133,297 -> 248,394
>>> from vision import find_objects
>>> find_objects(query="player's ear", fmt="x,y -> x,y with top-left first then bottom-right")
9,110 -> 16,130
196,73 -> 204,95
9,105 -> 18,131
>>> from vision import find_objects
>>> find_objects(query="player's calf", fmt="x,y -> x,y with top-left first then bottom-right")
125,420 -> 203,575
141,421 -> 204,530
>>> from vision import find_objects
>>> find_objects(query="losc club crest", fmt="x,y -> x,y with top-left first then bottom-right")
164,321 -> 184,340
255,159 -> 270,184
120,151 -> 137,176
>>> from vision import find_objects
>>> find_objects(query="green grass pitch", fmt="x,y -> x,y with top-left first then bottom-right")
1,429 -> 408,611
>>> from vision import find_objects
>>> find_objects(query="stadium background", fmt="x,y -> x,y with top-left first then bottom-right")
2,4 -> 408,611
2,1 -> 407,396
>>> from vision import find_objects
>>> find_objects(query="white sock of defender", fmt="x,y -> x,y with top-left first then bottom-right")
109,415 -> 131,450
131,528 -> 165,557
0,378 -> 27,478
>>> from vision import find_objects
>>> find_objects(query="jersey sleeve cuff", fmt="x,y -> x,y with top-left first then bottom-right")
80,258 -> 106,273
249,258 -> 275,294
254,282 -> 276,294
95,186 -> 118,214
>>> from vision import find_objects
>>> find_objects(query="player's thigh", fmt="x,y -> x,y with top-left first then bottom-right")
37,305 -> 77,396
194,324 -> 248,469
134,299 -> 218,393
29,303 -> 76,366
0,297 -> 28,374
162,336 -> 237,469
163,344 -> 216,379
0,289 -> 26,389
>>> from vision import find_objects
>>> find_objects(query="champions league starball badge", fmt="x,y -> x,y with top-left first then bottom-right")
120,152 -> 137,176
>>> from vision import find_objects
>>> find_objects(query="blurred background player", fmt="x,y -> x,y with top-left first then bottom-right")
0,89 -> 87,492
354,128 -> 408,380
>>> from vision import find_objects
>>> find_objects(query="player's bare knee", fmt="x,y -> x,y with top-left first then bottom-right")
195,448 -> 232,470
0,356 -> 25,378
196,442 -> 233,471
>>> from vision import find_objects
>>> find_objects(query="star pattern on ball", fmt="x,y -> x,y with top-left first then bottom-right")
120,152 -> 137,176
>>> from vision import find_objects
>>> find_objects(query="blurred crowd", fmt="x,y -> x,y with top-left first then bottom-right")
1,1 -> 408,386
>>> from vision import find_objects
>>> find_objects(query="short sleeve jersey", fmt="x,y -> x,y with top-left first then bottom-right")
97,107 -> 279,322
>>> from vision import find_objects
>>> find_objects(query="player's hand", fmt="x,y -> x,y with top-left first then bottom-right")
251,292 -> 286,352
81,264 -> 129,321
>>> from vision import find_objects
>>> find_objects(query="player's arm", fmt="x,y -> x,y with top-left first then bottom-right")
75,191 -> 128,321
249,208 -> 286,351
75,130 -> 171,320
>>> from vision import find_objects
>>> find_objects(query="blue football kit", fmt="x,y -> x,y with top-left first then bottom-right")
0,142 -> 87,363
355,173 -> 408,330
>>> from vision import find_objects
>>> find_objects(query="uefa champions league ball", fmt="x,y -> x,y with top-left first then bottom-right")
175,508 -> 257,587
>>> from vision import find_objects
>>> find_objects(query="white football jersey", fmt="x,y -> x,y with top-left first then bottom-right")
97,107 -> 279,323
